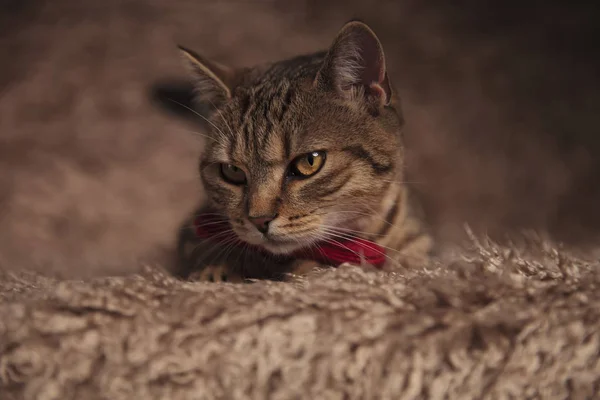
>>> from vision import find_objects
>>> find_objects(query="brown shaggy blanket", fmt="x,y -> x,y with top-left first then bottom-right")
2,236 -> 599,399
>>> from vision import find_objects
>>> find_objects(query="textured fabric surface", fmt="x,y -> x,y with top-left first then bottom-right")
2,237 -> 599,399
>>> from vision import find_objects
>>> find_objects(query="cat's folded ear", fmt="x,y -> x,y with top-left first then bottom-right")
178,45 -> 235,109
315,21 -> 392,108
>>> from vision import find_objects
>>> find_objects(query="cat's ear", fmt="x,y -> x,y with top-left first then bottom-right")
178,45 -> 234,108
315,21 -> 392,107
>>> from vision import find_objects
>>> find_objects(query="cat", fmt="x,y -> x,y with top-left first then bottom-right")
174,20 -> 434,282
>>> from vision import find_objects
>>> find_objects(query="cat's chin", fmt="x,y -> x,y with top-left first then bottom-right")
236,234 -> 312,255
262,238 -> 311,255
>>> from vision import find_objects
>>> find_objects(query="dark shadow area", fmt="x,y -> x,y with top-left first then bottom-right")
149,79 -> 197,122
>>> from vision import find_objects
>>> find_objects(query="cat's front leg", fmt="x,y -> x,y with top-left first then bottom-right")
287,259 -> 330,278
188,264 -> 245,283
286,259 -> 382,280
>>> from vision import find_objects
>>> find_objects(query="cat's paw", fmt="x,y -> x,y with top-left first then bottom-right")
289,260 -> 329,277
189,265 -> 244,283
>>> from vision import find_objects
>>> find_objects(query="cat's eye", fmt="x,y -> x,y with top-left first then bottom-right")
220,164 -> 247,185
288,151 -> 326,178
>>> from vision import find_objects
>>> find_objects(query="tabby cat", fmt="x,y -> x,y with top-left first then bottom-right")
175,21 -> 433,282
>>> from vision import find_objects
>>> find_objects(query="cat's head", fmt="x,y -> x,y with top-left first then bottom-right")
179,21 -> 404,255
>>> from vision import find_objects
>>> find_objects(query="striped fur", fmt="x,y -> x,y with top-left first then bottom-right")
175,21 -> 434,282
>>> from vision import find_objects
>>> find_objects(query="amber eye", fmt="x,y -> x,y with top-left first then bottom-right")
220,164 -> 246,185
289,151 -> 326,178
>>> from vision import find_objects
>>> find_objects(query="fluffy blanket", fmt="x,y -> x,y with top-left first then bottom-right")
2,236 -> 599,399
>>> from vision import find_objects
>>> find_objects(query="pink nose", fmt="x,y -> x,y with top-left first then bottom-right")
248,214 -> 277,234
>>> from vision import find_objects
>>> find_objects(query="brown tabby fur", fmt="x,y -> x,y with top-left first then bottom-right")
175,21 -> 434,282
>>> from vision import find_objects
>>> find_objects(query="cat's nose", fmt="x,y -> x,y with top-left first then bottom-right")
248,214 -> 278,234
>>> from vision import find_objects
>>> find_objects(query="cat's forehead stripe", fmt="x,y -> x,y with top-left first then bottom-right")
227,80 -> 298,164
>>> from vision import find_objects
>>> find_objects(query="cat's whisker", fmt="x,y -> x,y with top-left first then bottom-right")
319,229 -> 401,267
292,235 -> 330,274
319,224 -> 389,237
218,238 -> 245,274
167,98 -> 229,144
207,98 -> 236,139
320,227 -> 404,256
319,235 -> 362,260
312,201 -> 376,212
321,236 -> 377,268
313,242 -> 329,267
181,222 -> 231,235
317,207 -> 408,233
191,211 -> 226,218
309,200 -> 405,229
233,239 -> 251,272
186,230 -> 237,264
205,234 -> 241,269
315,209 -> 378,220
237,241 -> 255,280
192,229 -> 236,243
202,242 -> 237,273
193,220 -> 230,228
176,129 -> 225,146
178,219 -> 232,233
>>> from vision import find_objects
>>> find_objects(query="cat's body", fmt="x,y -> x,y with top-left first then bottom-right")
175,21 -> 433,282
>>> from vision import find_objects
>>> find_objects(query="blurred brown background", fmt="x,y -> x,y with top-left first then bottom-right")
1,0 -> 599,278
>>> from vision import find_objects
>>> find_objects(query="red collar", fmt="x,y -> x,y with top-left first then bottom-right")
193,214 -> 386,269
